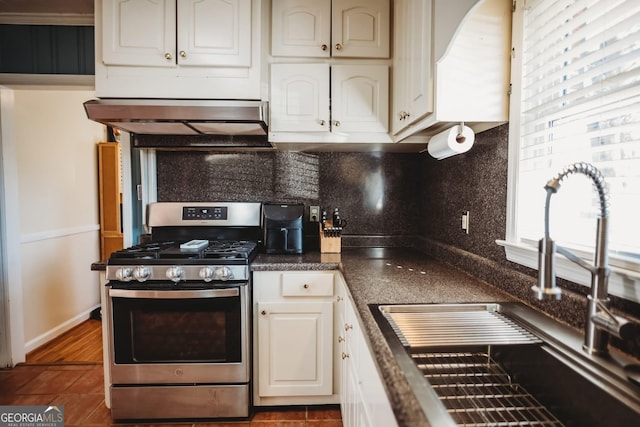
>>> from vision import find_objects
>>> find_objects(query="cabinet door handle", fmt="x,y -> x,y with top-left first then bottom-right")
333,120 -> 340,127
179,50 -> 187,58
338,336 -> 344,343
321,44 -> 328,51
337,296 -> 343,302
335,43 -> 343,51
164,52 -> 173,60
341,352 -> 350,359
319,119 -> 326,126
344,323 -> 353,331
303,283 -> 310,289
261,310 -> 267,316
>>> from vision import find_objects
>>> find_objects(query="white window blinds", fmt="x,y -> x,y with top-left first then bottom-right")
516,0 -> 640,260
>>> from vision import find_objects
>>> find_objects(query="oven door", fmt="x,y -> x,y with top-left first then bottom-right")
106,284 -> 249,385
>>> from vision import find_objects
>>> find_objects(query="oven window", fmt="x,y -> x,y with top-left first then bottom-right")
111,296 -> 242,364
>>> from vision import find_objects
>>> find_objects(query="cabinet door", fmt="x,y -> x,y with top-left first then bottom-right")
102,0 -> 176,67
392,0 -> 432,134
272,0 -> 331,57
332,0 -> 390,58
406,0 -> 432,122
257,301 -> 334,397
391,0 -> 409,134
270,63 -> 330,132
177,0 -> 251,66
331,65 -> 389,133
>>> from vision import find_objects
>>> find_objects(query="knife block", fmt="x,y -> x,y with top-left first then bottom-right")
319,222 -> 341,253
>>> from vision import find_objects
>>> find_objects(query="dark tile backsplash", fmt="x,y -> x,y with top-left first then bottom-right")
157,150 -> 422,236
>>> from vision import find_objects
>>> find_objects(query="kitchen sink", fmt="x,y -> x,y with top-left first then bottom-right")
370,302 -> 640,426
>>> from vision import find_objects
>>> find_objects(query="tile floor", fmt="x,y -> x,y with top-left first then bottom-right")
0,363 -> 342,426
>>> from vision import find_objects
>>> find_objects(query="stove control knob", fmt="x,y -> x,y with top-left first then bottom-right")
215,266 -> 234,281
199,267 -> 215,282
165,266 -> 184,283
133,266 -> 152,282
115,267 -> 133,282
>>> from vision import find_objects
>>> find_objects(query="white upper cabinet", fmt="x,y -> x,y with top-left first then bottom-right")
392,0 -> 433,135
393,0 -> 512,142
177,0 -> 251,66
332,0 -> 390,58
271,0 -> 331,58
331,65 -> 389,134
96,0 -> 261,99
103,0 -> 250,67
270,64 -> 330,132
272,0 -> 390,58
269,63 -> 390,143
102,0 -> 175,67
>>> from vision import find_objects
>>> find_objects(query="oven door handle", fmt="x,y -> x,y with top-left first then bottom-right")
108,288 -> 239,299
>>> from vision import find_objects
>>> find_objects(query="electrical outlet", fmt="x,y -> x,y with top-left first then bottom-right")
309,205 -> 320,222
461,210 -> 470,234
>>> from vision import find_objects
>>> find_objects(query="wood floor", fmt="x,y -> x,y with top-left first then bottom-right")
11,318 -> 343,426
26,319 -> 103,364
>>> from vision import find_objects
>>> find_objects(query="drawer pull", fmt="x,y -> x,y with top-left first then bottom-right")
345,323 -> 353,331
303,284 -> 310,289
338,336 -> 345,343
342,352 -> 350,359
337,296 -> 343,302
261,310 -> 267,316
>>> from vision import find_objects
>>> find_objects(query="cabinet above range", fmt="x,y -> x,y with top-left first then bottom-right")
95,0 -> 262,100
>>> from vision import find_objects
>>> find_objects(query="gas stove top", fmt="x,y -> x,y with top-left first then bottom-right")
106,240 -> 258,283
106,202 -> 262,284
109,240 -> 258,263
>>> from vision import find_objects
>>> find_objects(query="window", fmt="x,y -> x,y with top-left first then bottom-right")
502,0 -> 640,302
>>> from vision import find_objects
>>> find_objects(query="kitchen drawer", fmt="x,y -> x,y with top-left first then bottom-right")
281,272 -> 334,297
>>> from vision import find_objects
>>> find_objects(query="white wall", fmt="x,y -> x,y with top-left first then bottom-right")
12,88 -> 105,352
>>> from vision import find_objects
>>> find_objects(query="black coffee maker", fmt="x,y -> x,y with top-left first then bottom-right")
263,203 -> 304,254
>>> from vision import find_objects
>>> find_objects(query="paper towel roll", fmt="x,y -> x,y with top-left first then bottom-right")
427,125 -> 475,159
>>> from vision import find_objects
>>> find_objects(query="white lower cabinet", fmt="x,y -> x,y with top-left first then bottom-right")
253,271 -> 339,406
336,273 -> 398,427
257,300 -> 333,397
253,270 -> 397,425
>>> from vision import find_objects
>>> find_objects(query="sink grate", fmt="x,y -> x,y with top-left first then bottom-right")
413,352 -> 564,427
383,310 -> 541,348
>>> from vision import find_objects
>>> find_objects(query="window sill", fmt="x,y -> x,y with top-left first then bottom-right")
496,239 -> 640,304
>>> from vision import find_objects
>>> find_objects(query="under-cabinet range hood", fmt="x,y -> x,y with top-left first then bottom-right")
84,99 -> 271,147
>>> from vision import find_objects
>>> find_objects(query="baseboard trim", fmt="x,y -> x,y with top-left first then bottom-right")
24,304 -> 101,354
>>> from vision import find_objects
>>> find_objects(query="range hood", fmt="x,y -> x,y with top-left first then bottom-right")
84,99 -> 271,148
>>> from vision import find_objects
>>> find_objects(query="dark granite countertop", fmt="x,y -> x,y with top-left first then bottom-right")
252,247 -> 516,427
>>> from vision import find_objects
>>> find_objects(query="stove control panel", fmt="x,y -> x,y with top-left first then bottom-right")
107,265 -> 249,282
182,206 -> 228,220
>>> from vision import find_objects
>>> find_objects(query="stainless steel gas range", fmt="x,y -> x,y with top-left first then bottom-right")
104,202 -> 261,421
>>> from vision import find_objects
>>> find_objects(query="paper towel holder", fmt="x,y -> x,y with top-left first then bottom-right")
456,122 -> 466,143
420,122 -> 467,153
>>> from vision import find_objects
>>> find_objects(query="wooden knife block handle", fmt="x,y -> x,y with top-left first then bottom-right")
319,221 -> 341,253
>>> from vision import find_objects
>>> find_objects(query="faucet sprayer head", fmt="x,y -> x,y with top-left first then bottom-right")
544,178 -> 562,193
